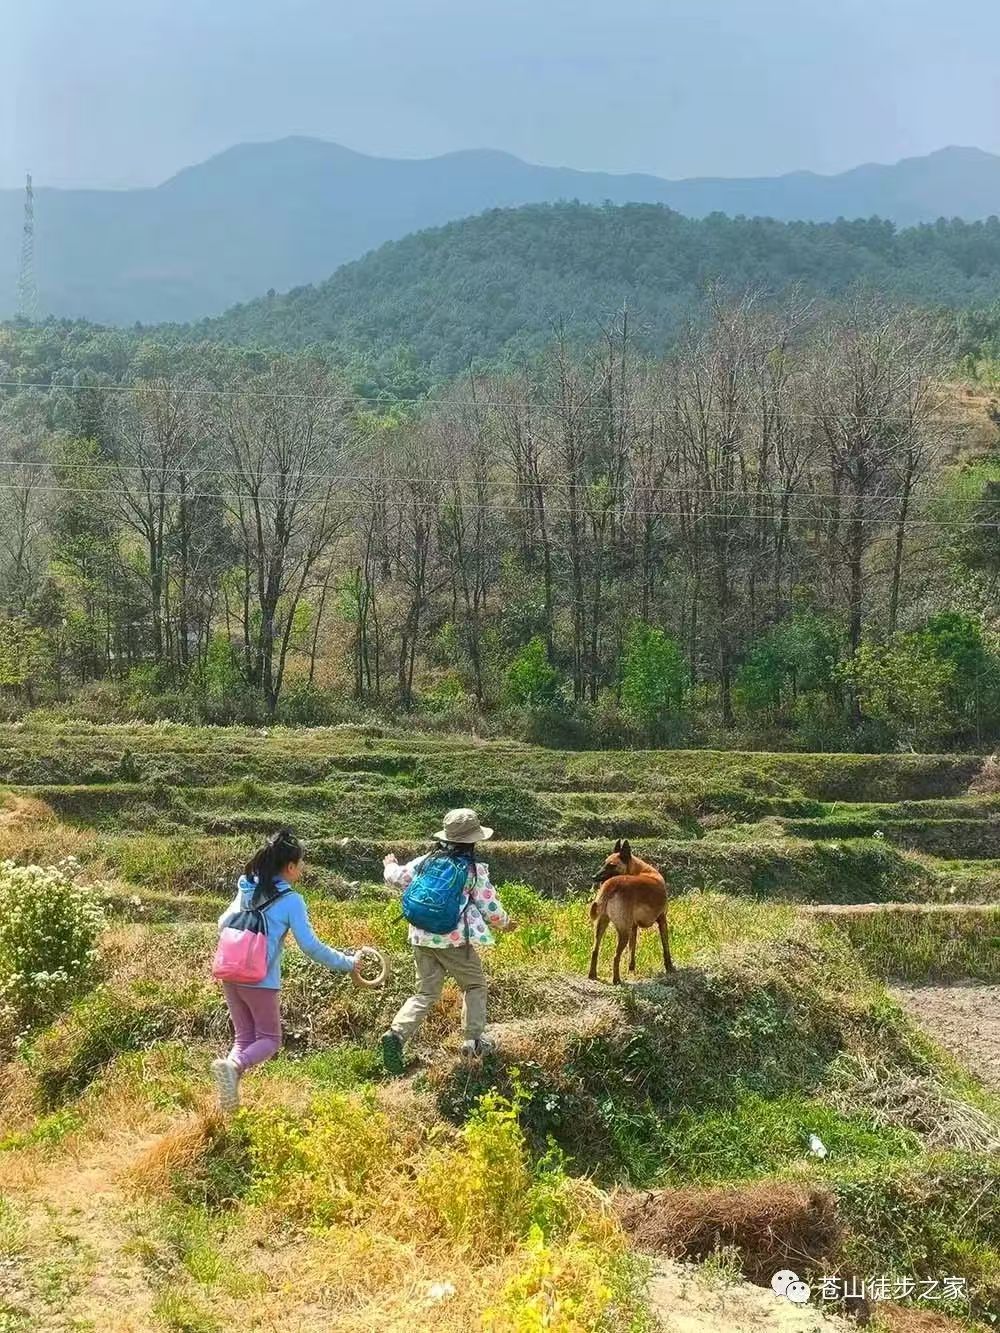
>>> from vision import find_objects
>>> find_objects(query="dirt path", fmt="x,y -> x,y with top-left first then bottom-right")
891,983 -> 1000,1091
0,1129 -> 160,1332
647,1262 -> 851,1332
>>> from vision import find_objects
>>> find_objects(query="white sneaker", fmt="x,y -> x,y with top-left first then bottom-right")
211,1057 -> 241,1112
460,1036 -> 495,1060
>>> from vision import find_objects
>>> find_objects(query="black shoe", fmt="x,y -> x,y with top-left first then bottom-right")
381,1030 -> 405,1076
460,1036 -> 495,1060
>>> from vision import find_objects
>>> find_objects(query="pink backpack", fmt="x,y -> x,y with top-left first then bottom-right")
212,888 -> 283,984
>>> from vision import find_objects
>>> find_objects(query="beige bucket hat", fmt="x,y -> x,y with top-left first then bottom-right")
434,807 -> 494,843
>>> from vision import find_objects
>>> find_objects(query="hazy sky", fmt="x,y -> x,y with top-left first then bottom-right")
3,0 -> 1000,189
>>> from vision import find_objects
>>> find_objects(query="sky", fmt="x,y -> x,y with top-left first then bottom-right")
3,0 -> 1000,190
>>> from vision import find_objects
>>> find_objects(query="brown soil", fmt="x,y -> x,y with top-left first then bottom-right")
891,983 -> 1000,1091
647,1260 -> 851,1332
619,1180 -> 841,1286
877,1307 -> 974,1332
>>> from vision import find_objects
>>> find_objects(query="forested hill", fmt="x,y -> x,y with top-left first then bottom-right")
172,203 -> 1000,374
4,139 -> 1000,325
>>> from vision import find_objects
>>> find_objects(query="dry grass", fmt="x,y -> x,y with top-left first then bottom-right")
969,754 -> 1000,795
0,814 -> 94,864
127,1111 -> 225,1197
619,1179 -> 841,1287
0,793 -> 56,828
825,1053 -> 1000,1152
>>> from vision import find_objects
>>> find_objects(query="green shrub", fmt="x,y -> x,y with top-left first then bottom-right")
420,1089 -> 537,1251
419,1090 -> 587,1254
737,611 -> 843,719
481,1226 -> 621,1332
504,637 -> 564,709
276,680 -> 342,726
241,1089 -> 393,1226
167,1121 -> 256,1213
513,703 -> 595,750
620,625 -> 687,741
24,981 -> 218,1107
0,859 -> 105,1042
845,634 -> 958,750
834,1154 -> 1000,1321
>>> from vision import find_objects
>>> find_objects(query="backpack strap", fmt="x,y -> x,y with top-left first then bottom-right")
459,849 -> 476,954
247,882 -> 290,915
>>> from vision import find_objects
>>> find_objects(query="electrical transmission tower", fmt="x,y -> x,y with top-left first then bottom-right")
15,172 -> 38,320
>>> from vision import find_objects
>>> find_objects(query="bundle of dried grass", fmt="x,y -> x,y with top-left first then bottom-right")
826,1053 -> 1000,1152
126,1111 -> 225,1196
618,1179 -> 841,1285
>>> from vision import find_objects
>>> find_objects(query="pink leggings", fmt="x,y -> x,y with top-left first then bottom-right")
222,983 -> 282,1071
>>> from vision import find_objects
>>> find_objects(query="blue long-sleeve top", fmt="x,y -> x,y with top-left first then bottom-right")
218,875 -> 355,989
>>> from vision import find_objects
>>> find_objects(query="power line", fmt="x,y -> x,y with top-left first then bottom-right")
0,477 -> 997,529
0,376 -> 992,425
0,456 -> 995,508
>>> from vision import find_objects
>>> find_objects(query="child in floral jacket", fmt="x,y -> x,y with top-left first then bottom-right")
380,807 -> 513,1073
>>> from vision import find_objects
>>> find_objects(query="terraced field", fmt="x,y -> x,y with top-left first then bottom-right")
0,721 -> 998,1331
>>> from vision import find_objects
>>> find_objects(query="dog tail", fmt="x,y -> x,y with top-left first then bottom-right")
589,885 -> 616,919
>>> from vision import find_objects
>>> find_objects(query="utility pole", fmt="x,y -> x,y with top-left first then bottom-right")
15,172 -> 38,320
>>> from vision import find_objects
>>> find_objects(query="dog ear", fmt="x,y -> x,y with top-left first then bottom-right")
621,839 -> 632,862
613,838 -> 622,854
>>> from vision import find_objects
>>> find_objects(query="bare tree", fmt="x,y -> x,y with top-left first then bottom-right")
486,370 -> 556,649
670,296 -> 761,724
808,301 -> 947,657
437,403 -> 500,707
0,402 -> 53,616
395,420 -> 446,706
105,378 -> 202,665
219,363 -> 351,715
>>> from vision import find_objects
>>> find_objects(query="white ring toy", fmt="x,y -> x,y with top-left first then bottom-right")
353,947 -> 388,989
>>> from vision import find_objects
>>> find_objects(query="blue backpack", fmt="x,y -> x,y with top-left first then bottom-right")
401,849 -> 475,936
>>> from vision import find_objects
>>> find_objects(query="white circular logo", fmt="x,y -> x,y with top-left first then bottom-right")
786,1280 -> 812,1304
771,1270 -> 799,1296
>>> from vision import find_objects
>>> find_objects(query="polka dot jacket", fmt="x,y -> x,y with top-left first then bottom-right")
384,852 -> 510,948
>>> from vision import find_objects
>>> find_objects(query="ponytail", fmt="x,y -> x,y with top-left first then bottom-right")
245,827 -> 302,906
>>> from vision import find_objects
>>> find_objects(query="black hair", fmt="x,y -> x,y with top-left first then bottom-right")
436,839 -> 476,854
245,827 -> 303,904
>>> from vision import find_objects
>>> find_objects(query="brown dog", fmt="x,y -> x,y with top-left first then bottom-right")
588,839 -> 673,985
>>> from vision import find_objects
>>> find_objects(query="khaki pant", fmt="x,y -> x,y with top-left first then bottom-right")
391,945 -> 487,1042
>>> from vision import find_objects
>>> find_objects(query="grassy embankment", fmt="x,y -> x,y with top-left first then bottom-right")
0,721 -> 998,1330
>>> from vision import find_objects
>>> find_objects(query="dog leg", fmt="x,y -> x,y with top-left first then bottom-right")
628,924 -> 638,973
612,928 -> 628,985
657,912 -> 674,973
588,915 -> 610,981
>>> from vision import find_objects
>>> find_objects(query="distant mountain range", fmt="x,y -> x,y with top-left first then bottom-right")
1,139 -> 999,325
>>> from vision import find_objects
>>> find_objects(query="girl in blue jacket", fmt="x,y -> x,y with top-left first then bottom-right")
212,828 -> 359,1110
